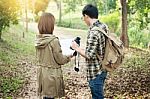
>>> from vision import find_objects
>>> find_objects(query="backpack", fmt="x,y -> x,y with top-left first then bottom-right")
92,27 -> 124,72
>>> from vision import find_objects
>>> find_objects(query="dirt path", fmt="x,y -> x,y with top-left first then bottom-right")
17,23 -> 91,99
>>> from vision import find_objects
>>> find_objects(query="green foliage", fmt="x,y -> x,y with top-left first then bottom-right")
63,0 -> 77,14
0,0 -> 20,38
107,0 -> 116,11
0,45 -> 16,64
128,21 -> 150,48
127,0 -> 150,15
34,15 -> 40,22
85,0 -> 116,15
28,0 -> 35,12
1,77 -> 23,95
127,0 -> 150,29
100,11 -> 120,33
85,0 -> 98,6
61,0 -> 118,29
62,0 -> 83,26
0,61 -> 23,97
34,0 -> 50,15
56,18 -> 87,30
3,25 -> 35,55
0,63 -> 24,98
0,24 -> 35,97
62,0 -> 117,15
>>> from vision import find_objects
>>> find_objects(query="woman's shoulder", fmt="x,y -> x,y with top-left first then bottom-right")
50,35 -> 60,45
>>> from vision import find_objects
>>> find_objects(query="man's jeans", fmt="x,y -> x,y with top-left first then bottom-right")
88,71 -> 107,99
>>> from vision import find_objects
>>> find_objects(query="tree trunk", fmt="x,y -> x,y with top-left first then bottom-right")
120,0 -> 129,48
58,0 -> 62,24
25,0 -> 28,32
54,0 -> 60,10
0,32 -> 2,40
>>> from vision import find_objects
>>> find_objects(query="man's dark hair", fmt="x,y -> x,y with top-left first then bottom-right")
82,4 -> 98,19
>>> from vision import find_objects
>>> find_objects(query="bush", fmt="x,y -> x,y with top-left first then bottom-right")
56,18 -> 87,30
128,21 -> 150,48
56,11 -> 120,32
0,0 -> 20,39
100,11 -> 120,33
34,15 -> 40,22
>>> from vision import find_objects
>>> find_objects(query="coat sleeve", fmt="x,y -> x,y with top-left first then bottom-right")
50,38 -> 70,65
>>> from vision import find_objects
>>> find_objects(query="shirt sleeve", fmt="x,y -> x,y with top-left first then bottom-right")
85,30 -> 99,60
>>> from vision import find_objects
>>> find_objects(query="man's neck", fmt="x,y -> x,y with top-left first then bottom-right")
89,19 -> 98,26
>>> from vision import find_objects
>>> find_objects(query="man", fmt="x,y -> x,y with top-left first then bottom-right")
71,4 -> 108,99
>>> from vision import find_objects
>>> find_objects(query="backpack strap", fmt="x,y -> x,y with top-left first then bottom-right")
91,27 -> 108,62
92,27 -> 123,46
91,27 -> 109,38
96,53 -> 103,62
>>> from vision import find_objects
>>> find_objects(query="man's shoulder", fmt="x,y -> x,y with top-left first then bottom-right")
90,26 -> 104,34
89,27 -> 100,36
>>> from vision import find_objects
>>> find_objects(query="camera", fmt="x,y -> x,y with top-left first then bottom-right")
70,37 -> 81,72
70,37 -> 81,56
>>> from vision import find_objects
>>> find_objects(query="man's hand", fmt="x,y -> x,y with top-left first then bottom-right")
71,41 -> 79,51
71,41 -> 87,59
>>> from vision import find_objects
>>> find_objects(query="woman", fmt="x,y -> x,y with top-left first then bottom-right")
35,13 -> 72,99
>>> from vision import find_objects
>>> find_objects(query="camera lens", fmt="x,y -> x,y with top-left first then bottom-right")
70,37 -> 81,56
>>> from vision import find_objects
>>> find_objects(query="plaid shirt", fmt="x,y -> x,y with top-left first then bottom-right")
85,20 -> 107,81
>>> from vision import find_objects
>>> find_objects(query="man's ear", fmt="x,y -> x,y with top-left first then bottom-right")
84,14 -> 89,18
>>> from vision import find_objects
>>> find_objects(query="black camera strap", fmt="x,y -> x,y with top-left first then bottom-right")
77,52 -> 80,68
72,37 -> 81,72
74,53 -> 80,72
75,52 -> 80,67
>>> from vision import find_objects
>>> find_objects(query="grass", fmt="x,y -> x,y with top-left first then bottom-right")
56,17 -> 88,30
0,24 -> 35,98
3,25 -> 35,55
53,3 -> 88,30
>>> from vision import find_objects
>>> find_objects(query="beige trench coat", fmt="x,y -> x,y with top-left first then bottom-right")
35,34 -> 70,98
